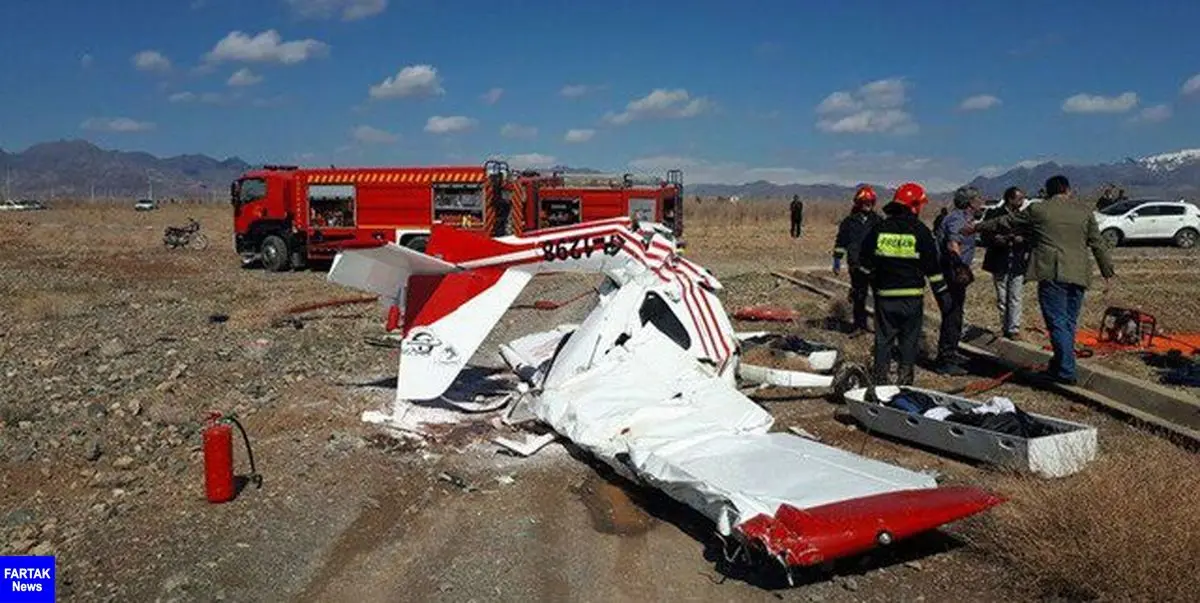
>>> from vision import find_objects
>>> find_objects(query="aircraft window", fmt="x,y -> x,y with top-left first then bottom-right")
638,291 -> 691,350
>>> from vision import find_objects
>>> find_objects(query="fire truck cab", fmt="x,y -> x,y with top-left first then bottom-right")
231,161 -> 684,271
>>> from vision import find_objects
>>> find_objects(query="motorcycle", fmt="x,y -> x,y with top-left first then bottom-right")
163,218 -> 209,250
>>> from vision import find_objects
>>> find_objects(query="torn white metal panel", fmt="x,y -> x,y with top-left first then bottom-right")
528,327 -> 935,534
737,363 -> 836,389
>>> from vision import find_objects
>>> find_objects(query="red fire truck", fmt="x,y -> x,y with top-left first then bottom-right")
231,161 -> 684,271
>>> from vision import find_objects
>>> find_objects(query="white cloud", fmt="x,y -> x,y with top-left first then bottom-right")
564,128 -> 595,143
284,0 -> 387,21
169,91 -> 231,104
481,87 -> 504,104
227,68 -> 263,87
629,151 -> 966,192
369,65 -> 445,99
816,91 -> 861,114
492,153 -> 558,170
629,155 -> 833,186
424,115 -> 477,134
603,88 -> 712,125
1130,103 -> 1172,124
814,77 -> 918,135
80,53 -> 94,68
1061,92 -> 1138,113
80,117 -> 155,133
959,94 -> 1002,111
974,158 -> 1047,178
560,84 -> 594,98
351,125 -> 398,144
500,123 -> 538,139
132,50 -> 171,73
204,30 -> 329,65
168,90 -> 271,106
1182,74 -> 1200,96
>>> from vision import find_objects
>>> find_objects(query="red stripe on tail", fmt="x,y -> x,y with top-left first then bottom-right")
404,268 -> 505,332
737,486 -> 1005,567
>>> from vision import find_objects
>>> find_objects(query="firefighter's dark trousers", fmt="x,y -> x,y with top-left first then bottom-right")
873,295 -> 924,386
790,216 -> 803,238
849,268 -> 870,331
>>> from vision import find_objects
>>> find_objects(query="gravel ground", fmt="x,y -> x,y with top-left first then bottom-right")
2,205 -> 1194,602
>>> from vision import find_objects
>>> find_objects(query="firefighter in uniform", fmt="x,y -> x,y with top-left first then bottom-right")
857,182 -> 949,386
832,185 -> 882,335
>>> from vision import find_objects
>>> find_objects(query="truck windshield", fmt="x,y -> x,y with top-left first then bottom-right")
235,178 -> 266,205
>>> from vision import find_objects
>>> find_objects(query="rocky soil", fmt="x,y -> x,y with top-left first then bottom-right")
1,206 -> 1195,602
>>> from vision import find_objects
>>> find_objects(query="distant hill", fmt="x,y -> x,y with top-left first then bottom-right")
687,180 -> 889,202
4,139 -> 1199,203
966,150 -> 1200,200
0,140 -> 251,201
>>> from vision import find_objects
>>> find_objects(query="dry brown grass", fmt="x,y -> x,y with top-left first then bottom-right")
970,446 -> 1200,602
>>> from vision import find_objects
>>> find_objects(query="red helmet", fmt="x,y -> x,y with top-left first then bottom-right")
892,182 -> 929,214
853,185 -> 877,208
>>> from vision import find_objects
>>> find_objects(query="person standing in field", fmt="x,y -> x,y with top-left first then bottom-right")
964,174 -> 1116,385
981,186 -> 1032,340
832,185 -> 881,335
790,194 -> 805,238
933,206 -> 949,235
858,182 -> 949,386
931,186 -> 986,376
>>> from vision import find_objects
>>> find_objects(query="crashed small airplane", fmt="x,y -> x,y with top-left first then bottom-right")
327,217 -> 1004,577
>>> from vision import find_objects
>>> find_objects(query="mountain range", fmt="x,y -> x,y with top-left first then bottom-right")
0,140 -> 251,201
2,139 -> 1200,202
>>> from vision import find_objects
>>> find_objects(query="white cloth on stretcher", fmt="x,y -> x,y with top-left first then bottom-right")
922,396 -> 1016,421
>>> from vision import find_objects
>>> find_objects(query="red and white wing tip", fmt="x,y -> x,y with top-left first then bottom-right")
737,486 -> 1006,568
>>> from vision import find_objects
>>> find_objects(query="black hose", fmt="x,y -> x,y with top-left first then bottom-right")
226,415 -> 263,489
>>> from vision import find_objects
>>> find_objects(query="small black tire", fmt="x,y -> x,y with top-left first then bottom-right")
261,235 -> 292,272
402,235 -> 430,253
1173,227 -> 1198,249
188,233 -> 209,251
831,362 -> 871,401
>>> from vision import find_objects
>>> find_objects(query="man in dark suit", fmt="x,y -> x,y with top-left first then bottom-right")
980,186 -> 1032,340
790,195 -> 804,238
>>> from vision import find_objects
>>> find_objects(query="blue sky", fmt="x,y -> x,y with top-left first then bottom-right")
1,0 -> 1199,190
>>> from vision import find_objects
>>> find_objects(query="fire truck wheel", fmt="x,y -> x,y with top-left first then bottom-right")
403,236 -> 430,253
260,235 -> 292,272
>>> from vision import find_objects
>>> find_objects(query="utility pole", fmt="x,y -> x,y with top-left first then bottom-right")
146,169 -> 153,201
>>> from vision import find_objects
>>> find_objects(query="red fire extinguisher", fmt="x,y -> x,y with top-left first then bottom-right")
203,411 -> 263,504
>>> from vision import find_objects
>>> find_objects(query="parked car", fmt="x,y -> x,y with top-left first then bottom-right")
1094,198 -> 1200,248
0,199 -> 46,211
134,199 -> 158,211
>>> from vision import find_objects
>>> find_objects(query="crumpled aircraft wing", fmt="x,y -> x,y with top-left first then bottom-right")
528,326 -> 1003,567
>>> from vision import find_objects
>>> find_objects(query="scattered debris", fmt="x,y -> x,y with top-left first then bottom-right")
437,472 -> 476,492
492,433 -> 556,457
327,218 -> 1005,574
787,426 -> 822,442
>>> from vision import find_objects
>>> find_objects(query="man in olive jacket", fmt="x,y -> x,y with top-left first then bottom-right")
964,175 -> 1116,385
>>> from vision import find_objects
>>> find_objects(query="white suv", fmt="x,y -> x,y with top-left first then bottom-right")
1095,199 -> 1200,248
